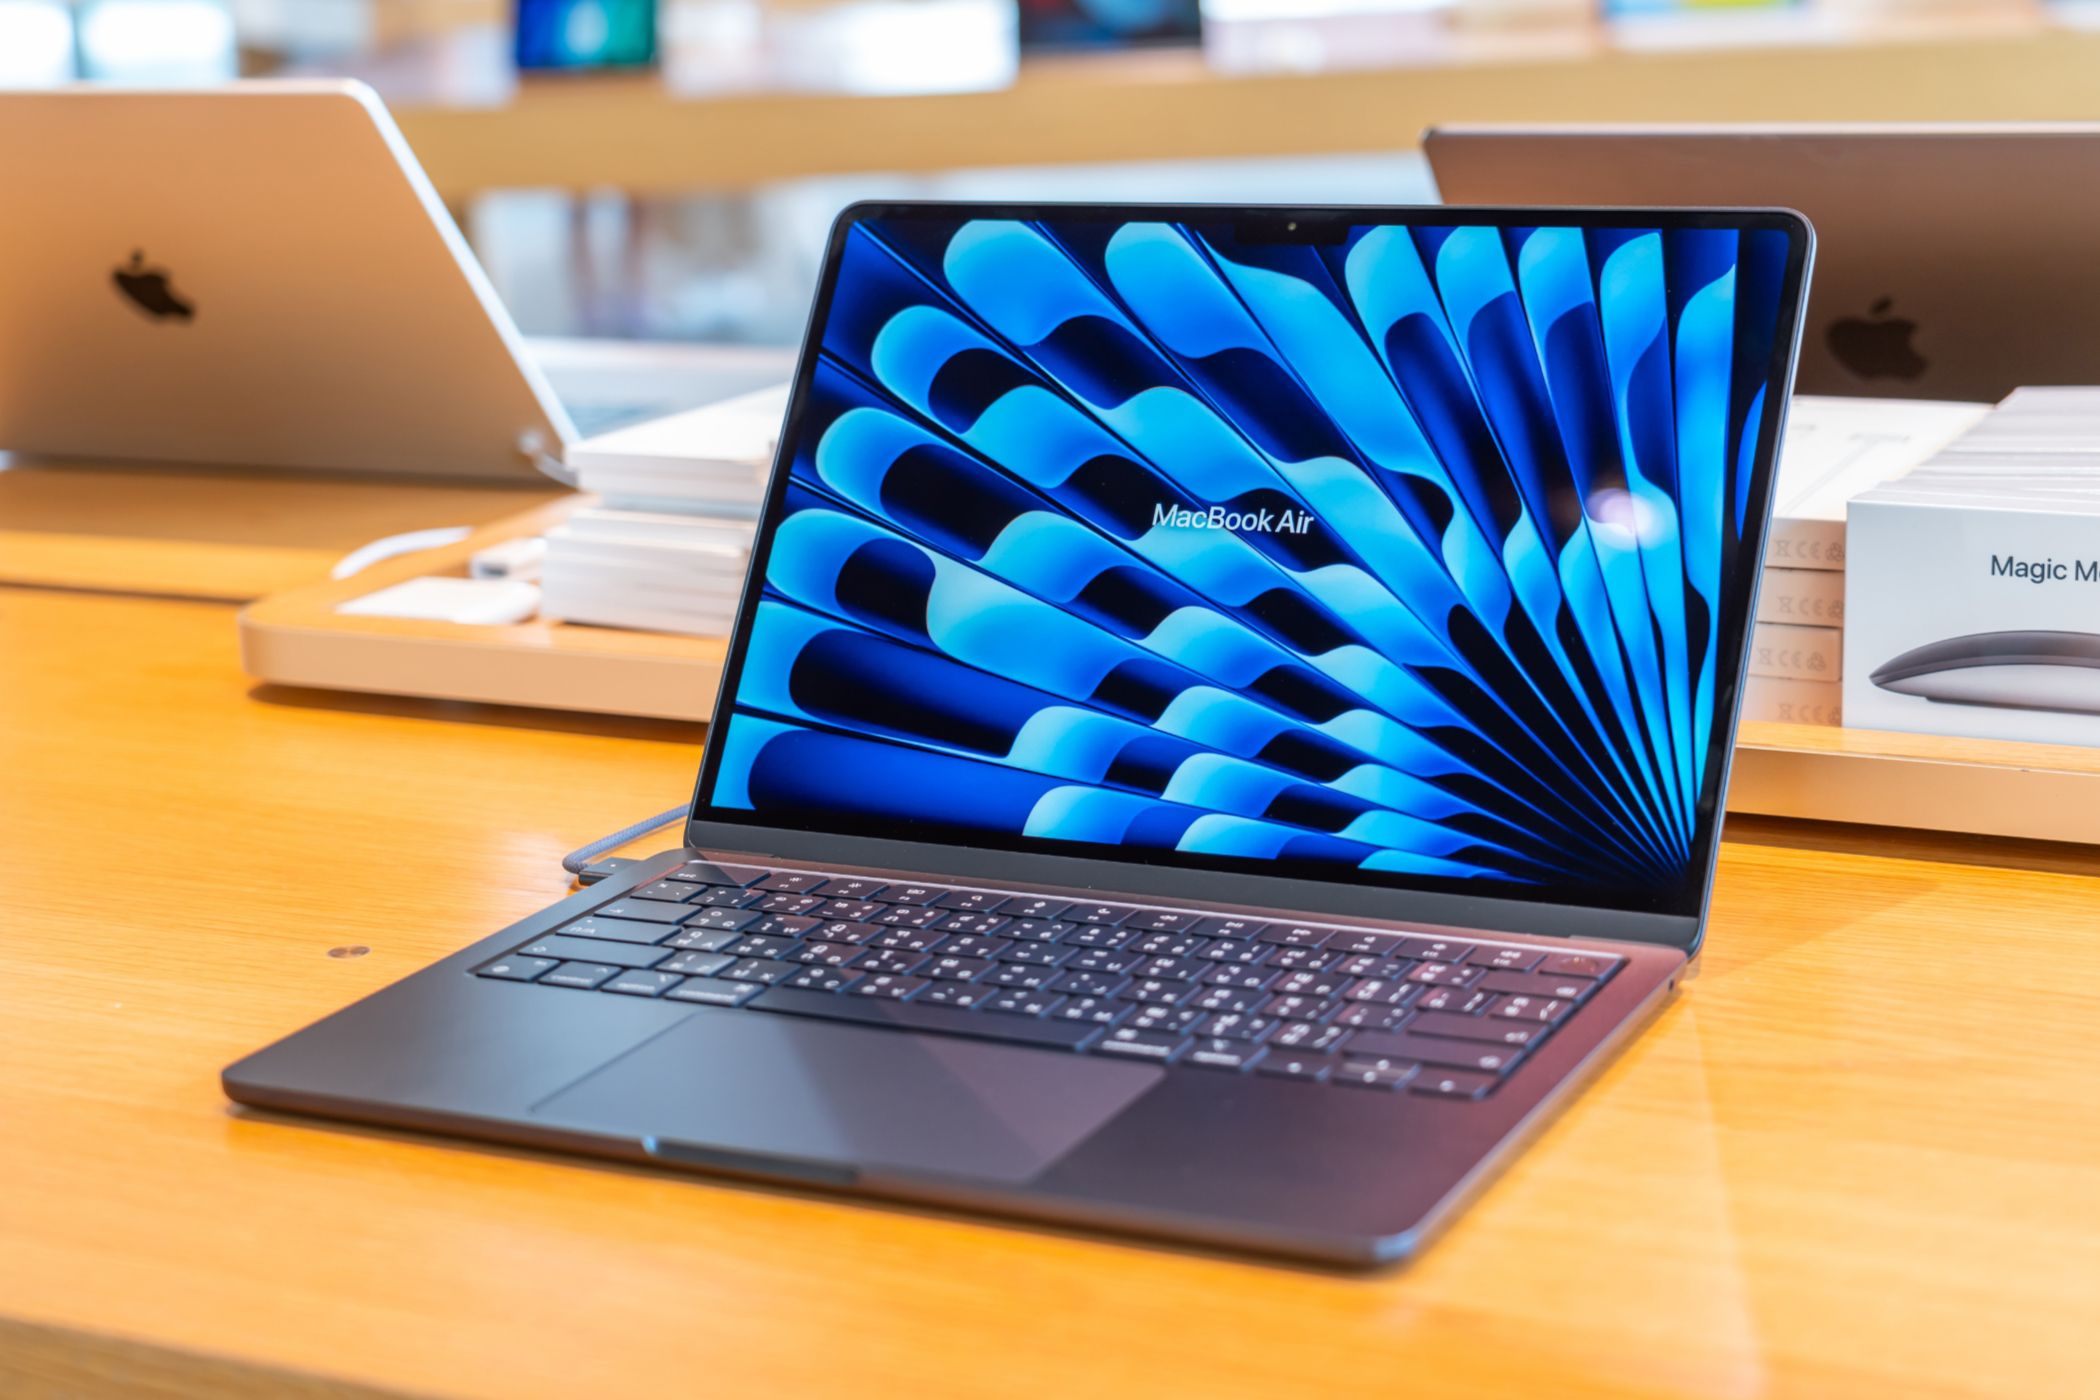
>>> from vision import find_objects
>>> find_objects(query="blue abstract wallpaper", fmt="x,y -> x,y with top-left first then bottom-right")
706,213 -> 1794,902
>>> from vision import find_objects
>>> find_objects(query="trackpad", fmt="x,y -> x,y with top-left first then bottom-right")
533,1010 -> 1161,1184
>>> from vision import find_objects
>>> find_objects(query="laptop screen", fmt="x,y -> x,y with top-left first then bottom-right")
696,206 -> 1806,917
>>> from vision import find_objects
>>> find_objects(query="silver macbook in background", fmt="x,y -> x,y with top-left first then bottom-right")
1425,122 -> 2100,403
0,81 -> 777,482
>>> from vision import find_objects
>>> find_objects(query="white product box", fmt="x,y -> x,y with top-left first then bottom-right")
1748,622 -> 1841,682
1755,566 -> 1845,626
1763,396 -> 1989,571
1741,675 -> 1842,727
1845,490 -> 2100,745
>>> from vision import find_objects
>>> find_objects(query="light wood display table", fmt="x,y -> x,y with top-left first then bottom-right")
3,585 -> 2096,1398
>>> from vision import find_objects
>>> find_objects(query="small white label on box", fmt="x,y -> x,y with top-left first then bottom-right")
1748,622 -> 1841,682
1756,567 -> 1845,626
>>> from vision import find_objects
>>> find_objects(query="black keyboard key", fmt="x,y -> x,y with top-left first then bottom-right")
1274,969 -> 1350,999
1540,953 -> 1617,980
1268,1020 -> 1349,1054
1186,1038 -> 1266,1071
1334,1002 -> 1412,1032
1201,966 -> 1277,992
476,955 -> 557,982
785,965 -> 861,994
540,961 -> 620,990
633,880 -> 705,904
1132,955 -> 1206,983
720,957 -> 798,985
1262,994 -> 1328,1021
1469,945 -> 1542,971
939,934 -> 1011,961
1336,1061 -> 1418,1090
1192,916 -> 1270,941
983,988 -> 1064,1017
1096,1027 -> 1189,1062
745,914 -> 820,938
1257,922 -> 1334,948
933,889 -> 1003,911
1051,996 -> 1129,1027
1122,909 -> 1199,932
1067,947 -> 1141,975
994,895 -> 1070,921
1411,1011 -> 1542,1045
1396,936 -> 1478,963
1128,931 -> 1207,958
919,982 -> 992,1008
1477,970 -> 1599,1001
756,871 -> 826,892
1194,1012 -> 1275,1042
1412,1069 -> 1497,1100
1414,986 -> 1492,1015
999,941 -> 1069,967
662,926 -> 740,953
875,883 -> 944,906
1493,995 -> 1575,1024
1052,971 -> 1128,999
1122,977 -> 1196,1007
1405,962 -> 1482,988
596,902 -> 701,923
873,905 -> 947,929
685,885 -> 765,910
806,919 -> 881,945
556,916 -> 674,945
518,935 -> 672,970
753,987 -> 1102,1050
1190,985 -> 1265,1014
603,970 -> 683,997
867,926 -> 946,953
858,948 -> 930,976
814,900 -> 885,923
1329,929 -> 1405,956
1256,1052 -> 1338,1082
1343,1031 -> 1522,1074
666,976 -> 761,1006
1266,945 -> 1334,972
726,934 -> 802,960
1126,1005 -> 1203,1034
1200,941 -> 1269,966
935,912 -> 1010,937
1344,976 -> 1416,1005
684,908 -> 765,933
813,877 -> 887,900
1002,919 -> 1073,943
787,942 -> 862,968
926,955 -> 992,982
988,963 -> 1055,990
659,950 -> 734,977
1061,924 -> 1131,950
1065,902 -> 1137,926
757,893 -> 823,915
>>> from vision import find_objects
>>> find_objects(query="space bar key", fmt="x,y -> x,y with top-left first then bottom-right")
750,988 -> 1102,1051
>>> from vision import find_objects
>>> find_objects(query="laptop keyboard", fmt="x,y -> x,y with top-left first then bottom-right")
471,861 -> 1622,1100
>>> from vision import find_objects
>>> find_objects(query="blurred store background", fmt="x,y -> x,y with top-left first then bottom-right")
4,0 -> 2090,342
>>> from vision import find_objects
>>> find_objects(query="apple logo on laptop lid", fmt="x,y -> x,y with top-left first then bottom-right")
112,250 -> 194,322
1827,296 -> 1925,381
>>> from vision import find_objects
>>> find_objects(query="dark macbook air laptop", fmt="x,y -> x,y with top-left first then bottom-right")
225,202 -> 1813,1265
1424,123 -> 2099,403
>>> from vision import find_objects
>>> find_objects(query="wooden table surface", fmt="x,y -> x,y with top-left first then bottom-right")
4,585 -> 2097,1399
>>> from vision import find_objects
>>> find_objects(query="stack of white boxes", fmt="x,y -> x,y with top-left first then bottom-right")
1746,396 -> 1990,725
539,383 -> 791,637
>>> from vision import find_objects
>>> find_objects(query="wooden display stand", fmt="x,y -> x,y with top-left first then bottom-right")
0,458 -> 563,602
241,498 -> 2100,845
238,496 -> 724,722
